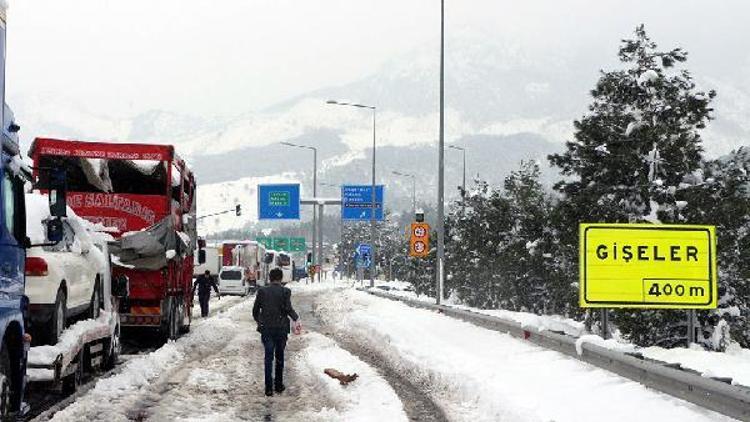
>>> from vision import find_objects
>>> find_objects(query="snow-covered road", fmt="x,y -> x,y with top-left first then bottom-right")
44,292 -> 408,422
38,284 -> 739,421
312,287 -> 737,422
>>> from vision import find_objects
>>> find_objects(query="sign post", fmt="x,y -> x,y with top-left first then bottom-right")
258,184 -> 301,220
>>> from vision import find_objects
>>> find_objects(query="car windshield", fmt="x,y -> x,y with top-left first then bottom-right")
220,270 -> 242,280
37,155 -> 167,195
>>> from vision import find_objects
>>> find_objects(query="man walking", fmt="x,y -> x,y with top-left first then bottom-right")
192,270 -> 220,317
253,268 -> 300,396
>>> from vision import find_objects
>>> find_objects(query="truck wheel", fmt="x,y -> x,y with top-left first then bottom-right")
50,289 -> 67,345
0,344 -> 11,420
89,281 -> 102,319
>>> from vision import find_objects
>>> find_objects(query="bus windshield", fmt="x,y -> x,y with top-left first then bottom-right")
37,155 -> 167,196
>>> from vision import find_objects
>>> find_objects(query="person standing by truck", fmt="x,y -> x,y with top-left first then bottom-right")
192,270 -> 220,317
252,268 -> 300,396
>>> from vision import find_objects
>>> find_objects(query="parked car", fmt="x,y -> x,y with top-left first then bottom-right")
217,266 -> 250,296
24,193 -> 108,346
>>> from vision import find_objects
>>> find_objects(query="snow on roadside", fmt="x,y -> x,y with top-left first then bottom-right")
297,332 -> 408,422
315,289 -> 733,422
377,281 -> 586,337
640,343 -> 750,387
49,301 -> 251,422
374,281 -> 750,388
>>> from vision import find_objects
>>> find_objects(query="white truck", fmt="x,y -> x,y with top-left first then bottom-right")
194,244 -> 220,277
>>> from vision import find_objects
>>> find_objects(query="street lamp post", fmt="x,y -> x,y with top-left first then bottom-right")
326,100 -> 377,288
447,145 -> 466,196
392,171 -> 416,217
436,0 -> 446,305
280,141 -> 318,278
321,182 -> 344,280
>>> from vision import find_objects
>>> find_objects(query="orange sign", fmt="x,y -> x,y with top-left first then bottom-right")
410,222 -> 430,258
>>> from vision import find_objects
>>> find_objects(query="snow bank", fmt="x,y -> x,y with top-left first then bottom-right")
373,280 -> 586,337
640,343 -> 750,387
575,334 -> 637,356
315,289 -> 732,422
298,332 -> 408,422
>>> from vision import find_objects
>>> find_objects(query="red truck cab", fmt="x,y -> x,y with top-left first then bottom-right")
28,138 -> 197,340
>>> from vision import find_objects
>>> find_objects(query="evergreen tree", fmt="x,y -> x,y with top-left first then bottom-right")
548,25 -> 717,346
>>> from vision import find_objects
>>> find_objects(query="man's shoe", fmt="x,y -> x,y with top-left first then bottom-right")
265,389 -> 274,397
274,384 -> 286,394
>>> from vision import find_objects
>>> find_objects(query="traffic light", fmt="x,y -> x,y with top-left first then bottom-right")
235,204 -> 242,216
306,252 -> 312,263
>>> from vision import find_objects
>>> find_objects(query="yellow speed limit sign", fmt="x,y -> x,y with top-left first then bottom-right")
580,224 -> 717,309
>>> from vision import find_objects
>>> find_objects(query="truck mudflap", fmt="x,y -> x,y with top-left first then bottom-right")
26,310 -> 118,384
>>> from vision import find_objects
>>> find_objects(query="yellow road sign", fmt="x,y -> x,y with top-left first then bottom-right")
580,223 -> 717,309
410,222 -> 430,258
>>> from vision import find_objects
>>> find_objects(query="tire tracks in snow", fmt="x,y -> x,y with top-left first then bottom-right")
296,291 -> 449,422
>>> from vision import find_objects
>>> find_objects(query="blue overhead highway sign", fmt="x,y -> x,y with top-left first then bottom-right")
258,183 -> 301,220
342,185 -> 384,221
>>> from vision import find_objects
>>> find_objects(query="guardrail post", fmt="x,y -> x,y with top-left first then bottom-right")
600,309 -> 610,340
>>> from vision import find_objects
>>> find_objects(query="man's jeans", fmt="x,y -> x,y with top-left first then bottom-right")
198,293 -> 210,317
261,327 -> 288,390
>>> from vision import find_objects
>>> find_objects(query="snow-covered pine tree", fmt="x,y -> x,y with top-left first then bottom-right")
680,148 -> 750,349
548,25 -> 716,346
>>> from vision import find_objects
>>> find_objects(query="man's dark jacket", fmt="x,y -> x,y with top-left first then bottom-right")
252,283 -> 299,334
193,274 -> 219,296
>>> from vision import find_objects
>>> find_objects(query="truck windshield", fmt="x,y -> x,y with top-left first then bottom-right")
221,270 -> 242,280
277,254 -> 291,267
37,155 -> 167,195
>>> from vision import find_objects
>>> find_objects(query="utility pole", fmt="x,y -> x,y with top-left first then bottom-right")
280,142 -> 317,280
436,0 -> 446,304
326,100 -> 378,288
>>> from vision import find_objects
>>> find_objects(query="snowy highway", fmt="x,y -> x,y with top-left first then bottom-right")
34,283 -> 737,422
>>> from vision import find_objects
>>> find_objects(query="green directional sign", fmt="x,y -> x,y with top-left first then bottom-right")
256,236 -> 306,252
269,191 -> 291,207
290,237 -> 306,252
256,237 -> 274,249
273,237 -> 290,251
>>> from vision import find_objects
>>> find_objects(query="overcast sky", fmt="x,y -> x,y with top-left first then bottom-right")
5,0 -> 748,118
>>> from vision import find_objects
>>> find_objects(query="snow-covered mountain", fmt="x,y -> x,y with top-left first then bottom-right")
10,33 -> 750,234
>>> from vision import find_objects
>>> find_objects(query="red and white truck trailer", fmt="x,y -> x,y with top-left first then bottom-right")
222,241 -> 268,289
28,138 -> 199,341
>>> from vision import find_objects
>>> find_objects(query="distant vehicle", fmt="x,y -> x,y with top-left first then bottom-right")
265,250 -> 294,284
293,267 -> 307,281
29,138 -> 199,342
24,193 -> 108,346
194,244 -> 220,277
230,241 -> 268,290
217,266 -> 249,296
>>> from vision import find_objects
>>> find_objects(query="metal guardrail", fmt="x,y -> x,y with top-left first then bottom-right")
363,289 -> 750,421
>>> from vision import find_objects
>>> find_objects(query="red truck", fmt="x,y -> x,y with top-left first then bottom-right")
28,138 -> 198,341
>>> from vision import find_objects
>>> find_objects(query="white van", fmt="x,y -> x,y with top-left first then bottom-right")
217,266 -> 249,296
264,250 -> 294,284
